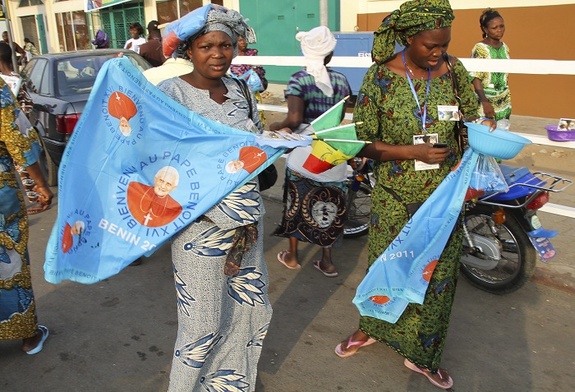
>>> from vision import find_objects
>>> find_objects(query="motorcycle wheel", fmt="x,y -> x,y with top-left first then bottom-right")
461,205 -> 537,294
343,182 -> 371,238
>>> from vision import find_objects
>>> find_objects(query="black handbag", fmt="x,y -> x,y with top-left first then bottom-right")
233,77 -> 278,191
257,164 -> 278,191
443,54 -> 469,153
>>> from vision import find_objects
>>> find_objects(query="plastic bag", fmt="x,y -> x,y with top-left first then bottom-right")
240,69 -> 264,93
469,154 -> 509,195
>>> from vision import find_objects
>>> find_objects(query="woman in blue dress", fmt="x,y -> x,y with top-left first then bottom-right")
0,78 -> 53,354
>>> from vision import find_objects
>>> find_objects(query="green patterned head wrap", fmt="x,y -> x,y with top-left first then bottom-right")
371,0 -> 455,64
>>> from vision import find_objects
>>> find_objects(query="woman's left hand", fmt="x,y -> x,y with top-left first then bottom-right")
479,118 -> 497,131
413,143 -> 450,165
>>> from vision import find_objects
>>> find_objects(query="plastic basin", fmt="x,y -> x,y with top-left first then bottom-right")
466,122 -> 532,159
545,125 -> 575,142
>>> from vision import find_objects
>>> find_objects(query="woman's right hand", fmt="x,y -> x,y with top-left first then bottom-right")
24,162 -> 53,206
35,185 -> 53,207
413,143 -> 450,165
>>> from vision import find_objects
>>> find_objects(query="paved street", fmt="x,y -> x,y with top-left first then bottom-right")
1,170 -> 574,391
2,88 -> 575,390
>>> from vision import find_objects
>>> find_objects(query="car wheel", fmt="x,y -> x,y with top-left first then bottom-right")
39,140 -> 58,187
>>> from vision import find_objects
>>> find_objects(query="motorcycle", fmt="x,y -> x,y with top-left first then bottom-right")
461,164 -> 571,293
343,159 -> 572,294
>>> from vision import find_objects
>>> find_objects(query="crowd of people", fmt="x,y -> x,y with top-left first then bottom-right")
1,1 -> 511,390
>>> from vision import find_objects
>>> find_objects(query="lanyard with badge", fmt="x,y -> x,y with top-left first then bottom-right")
403,50 -> 431,133
403,51 -> 439,170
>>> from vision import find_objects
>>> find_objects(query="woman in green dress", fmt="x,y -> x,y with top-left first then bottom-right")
471,8 -> 511,121
334,0 -> 493,389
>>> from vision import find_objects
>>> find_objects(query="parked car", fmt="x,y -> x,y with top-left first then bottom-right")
20,49 -> 152,186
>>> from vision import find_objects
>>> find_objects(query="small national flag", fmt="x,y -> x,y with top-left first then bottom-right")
302,123 -> 366,174
302,139 -> 351,174
310,97 -> 347,131
315,123 -> 365,157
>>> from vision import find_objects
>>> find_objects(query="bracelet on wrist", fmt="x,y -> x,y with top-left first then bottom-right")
474,117 -> 492,124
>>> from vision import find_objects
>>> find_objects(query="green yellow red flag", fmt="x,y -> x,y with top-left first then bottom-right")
303,123 -> 367,174
310,97 -> 347,132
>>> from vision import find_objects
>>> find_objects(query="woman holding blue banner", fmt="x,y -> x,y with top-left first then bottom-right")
0,78 -> 53,354
157,5 -> 272,391
334,1 -> 492,389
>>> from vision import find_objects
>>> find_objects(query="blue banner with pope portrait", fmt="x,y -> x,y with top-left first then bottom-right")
353,149 -> 480,323
44,57 -> 284,284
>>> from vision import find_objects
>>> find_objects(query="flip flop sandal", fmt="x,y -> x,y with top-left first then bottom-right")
277,250 -> 301,270
334,336 -> 377,358
313,260 -> 339,277
25,325 -> 49,355
403,358 -> 454,389
27,202 -> 51,215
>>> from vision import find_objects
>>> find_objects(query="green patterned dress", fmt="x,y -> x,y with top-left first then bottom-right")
354,57 -> 478,372
470,42 -> 511,120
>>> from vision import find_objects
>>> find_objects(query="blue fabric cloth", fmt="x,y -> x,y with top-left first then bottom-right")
44,57 -> 283,284
353,149 -> 480,323
164,4 -> 213,43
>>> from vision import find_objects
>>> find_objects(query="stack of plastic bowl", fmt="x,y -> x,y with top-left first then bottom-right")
465,122 -> 532,159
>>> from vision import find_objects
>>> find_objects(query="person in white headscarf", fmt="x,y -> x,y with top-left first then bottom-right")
296,26 -> 337,97
270,26 -> 351,278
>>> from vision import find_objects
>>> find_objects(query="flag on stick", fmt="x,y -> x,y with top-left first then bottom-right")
309,96 -> 348,132
303,123 -> 367,174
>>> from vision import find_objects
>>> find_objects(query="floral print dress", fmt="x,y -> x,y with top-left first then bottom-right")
0,81 -> 41,341
470,42 -> 512,120
354,57 -> 478,373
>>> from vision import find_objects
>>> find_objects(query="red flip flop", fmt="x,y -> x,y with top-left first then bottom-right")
27,202 -> 51,215
334,336 -> 376,358
404,358 -> 453,389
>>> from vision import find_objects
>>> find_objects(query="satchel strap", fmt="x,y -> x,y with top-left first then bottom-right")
232,77 -> 254,119
443,53 -> 461,106
443,54 -> 469,155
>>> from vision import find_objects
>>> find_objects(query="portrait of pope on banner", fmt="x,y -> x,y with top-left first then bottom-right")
127,166 -> 183,227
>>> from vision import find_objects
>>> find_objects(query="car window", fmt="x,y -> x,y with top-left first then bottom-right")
55,53 -> 149,96
22,58 -> 48,95
56,56 -> 109,95
39,62 -> 51,95
123,53 -> 151,73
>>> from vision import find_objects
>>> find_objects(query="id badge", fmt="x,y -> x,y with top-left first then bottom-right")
437,105 -> 460,121
413,133 -> 439,171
